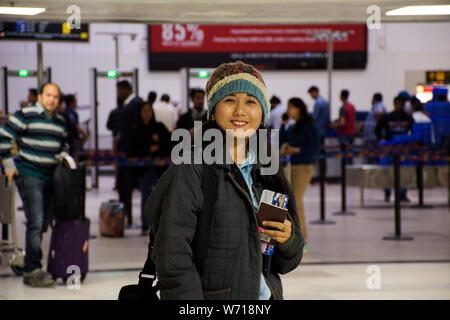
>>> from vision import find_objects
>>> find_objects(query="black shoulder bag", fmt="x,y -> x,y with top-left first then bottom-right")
118,164 -> 216,300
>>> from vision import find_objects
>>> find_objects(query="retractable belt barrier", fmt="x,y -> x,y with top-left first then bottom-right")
75,140 -> 448,241
282,140 -> 449,241
74,150 -> 172,167
75,143 -> 449,166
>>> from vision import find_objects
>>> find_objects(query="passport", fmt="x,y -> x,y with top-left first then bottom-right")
257,190 -> 288,229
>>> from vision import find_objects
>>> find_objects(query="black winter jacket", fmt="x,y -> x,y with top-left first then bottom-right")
176,109 -> 208,131
145,158 -> 304,300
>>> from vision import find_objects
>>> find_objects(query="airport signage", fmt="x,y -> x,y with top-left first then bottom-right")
426,70 -> 450,84
0,21 -> 89,42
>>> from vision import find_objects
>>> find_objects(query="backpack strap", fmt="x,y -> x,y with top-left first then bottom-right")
138,231 -> 157,286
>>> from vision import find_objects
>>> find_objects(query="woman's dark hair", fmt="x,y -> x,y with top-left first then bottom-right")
288,97 -> 313,135
64,94 -> 76,107
133,102 -> 156,129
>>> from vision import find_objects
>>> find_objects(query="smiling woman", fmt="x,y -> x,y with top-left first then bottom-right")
205,61 -> 269,165
212,92 -> 262,162
206,61 -> 271,125
145,60 -> 304,301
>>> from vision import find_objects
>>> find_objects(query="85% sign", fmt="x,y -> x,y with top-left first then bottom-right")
161,24 -> 204,43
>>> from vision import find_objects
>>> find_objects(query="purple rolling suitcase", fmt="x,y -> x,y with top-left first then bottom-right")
47,218 -> 90,282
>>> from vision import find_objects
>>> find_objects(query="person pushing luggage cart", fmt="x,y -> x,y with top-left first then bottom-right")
0,83 -> 69,287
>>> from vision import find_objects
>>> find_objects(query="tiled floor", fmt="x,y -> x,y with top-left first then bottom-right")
1,175 -> 449,300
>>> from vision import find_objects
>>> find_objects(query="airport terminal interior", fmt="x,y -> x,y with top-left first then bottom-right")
0,0 -> 449,300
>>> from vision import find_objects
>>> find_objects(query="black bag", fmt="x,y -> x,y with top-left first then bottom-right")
118,164 -> 217,300
52,162 -> 86,221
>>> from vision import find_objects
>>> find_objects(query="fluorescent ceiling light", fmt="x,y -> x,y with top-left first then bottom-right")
0,7 -> 46,15
183,11 -> 247,16
386,5 -> 450,16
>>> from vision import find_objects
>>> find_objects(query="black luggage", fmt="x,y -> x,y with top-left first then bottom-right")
52,162 -> 86,221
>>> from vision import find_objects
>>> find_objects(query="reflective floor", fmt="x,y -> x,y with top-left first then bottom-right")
1,176 -> 449,300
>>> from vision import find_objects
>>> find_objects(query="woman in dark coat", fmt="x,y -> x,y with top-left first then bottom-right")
129,102 -> 171,235
146,61 -> 303,300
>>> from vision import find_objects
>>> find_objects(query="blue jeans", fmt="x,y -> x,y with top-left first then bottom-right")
138,167 -> 159,231
16,175 -> 53,272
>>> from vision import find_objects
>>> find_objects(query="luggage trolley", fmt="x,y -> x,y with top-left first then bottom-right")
0,176 -> 25,275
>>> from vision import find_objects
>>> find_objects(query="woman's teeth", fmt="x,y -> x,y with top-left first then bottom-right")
232,121 -> 247,126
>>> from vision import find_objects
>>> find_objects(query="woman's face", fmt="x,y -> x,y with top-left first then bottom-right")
141,104 -> 153,124
213,92 -> 262,139
287,102 -> 301,120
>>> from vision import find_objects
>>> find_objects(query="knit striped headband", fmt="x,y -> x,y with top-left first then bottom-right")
205,61 -> 271,125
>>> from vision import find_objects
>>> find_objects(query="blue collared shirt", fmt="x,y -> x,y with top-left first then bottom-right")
236,149 -> 271,300
363,102 -> 386,142
312,96 -> 330,137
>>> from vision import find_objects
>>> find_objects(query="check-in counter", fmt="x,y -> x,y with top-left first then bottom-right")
346,164 -> 448,207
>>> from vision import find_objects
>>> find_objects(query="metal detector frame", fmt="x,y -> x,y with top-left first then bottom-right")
89,68 -> 139,188
180,67 -> 213,115
1,66 -> 52,115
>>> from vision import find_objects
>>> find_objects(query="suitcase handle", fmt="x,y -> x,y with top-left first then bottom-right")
2,175 -> 15,189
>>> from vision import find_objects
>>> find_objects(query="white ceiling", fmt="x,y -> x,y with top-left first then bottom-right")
0,0 -> 449,24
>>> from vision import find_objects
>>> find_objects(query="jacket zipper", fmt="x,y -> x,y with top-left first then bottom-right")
251,179 -> 278,299
226,171 -> 263,299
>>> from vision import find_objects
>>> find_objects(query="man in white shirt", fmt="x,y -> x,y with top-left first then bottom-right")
153,94 -> 176,132
411,96 -> 434,144
411,97 -> 431,123
266,95 -> 287,130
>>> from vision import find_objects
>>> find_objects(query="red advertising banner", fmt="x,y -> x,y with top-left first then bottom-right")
150,24 -> 366,53
148,24 -> 367,70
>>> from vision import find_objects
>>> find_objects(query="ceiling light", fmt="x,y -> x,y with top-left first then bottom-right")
386,5 -> 450,16
183,11 -> 247,17
0,7 -> 46,15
